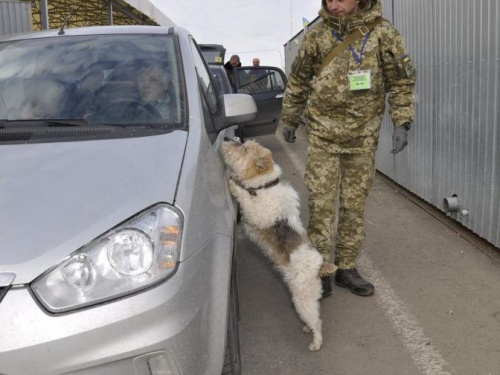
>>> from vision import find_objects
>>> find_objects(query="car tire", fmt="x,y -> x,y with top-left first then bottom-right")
221,255 -> 241,375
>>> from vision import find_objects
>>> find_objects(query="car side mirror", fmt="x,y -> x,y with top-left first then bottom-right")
222,93 -> 257,124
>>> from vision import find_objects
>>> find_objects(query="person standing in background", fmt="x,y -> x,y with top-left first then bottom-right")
224,54 -> 242,88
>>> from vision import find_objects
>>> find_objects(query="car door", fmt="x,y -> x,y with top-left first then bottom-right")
189,38 -> 242,374
233,66 -> 287,138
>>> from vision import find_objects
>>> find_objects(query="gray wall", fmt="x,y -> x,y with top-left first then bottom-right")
284,0 -> 500,248
0,0 -> 31,36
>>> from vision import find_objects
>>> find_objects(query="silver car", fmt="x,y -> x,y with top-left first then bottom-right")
0,25 -> 257,375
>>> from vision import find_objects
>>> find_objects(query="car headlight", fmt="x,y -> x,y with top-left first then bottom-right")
31,204 -> 183,313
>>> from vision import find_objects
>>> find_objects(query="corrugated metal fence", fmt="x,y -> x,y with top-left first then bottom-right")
284,0 -> 500,248
377,0 -> 500,248
0,0 -> 32,36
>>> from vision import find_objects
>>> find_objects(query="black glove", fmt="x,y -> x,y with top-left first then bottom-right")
391,125 -> 409,154
282,127 -> 296,143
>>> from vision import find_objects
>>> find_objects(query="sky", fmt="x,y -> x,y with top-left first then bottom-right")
149,0 -> 323,69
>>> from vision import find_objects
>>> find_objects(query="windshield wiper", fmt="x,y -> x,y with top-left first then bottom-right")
46,119 -> 88,127
0,119 -> 91,128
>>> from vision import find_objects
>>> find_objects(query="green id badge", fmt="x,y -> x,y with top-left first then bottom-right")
348,70 -> 371,90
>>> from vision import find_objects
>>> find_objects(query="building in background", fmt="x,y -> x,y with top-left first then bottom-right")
1,0 -> 32,35
0,0 -> 174,36
284,0 -> 500,249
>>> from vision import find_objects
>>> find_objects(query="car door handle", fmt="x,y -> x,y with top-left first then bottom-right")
275,93 -> 284,100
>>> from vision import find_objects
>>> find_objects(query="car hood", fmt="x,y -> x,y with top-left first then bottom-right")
0,131 -> 187,285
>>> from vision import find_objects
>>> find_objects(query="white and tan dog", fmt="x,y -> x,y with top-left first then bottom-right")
221,138 -> 337,351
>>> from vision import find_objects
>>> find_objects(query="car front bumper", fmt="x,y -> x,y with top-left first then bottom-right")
0,234 -> 232,375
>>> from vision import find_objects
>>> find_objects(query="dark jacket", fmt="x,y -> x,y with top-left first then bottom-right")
224,61 -> 241,88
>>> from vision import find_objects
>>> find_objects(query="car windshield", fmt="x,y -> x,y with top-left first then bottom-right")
0,34 -> 185,128
202,50 -> 224,65
200,45 -> 225,65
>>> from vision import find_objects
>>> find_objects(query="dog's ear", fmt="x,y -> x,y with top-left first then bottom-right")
254,156 -> 267,172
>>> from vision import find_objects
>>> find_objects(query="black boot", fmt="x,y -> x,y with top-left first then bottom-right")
320,275 -> 332,299
335,268 -> 374,296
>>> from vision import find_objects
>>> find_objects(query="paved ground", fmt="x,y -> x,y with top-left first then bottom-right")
236,126 -> 500,375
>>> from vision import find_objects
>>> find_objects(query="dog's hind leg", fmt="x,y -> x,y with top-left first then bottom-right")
292,284 -> 322,351
285,248 -> 324,351
291,287 -> 323,351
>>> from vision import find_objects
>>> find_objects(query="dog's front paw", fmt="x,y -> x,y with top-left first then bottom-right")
228,179 -> 238,195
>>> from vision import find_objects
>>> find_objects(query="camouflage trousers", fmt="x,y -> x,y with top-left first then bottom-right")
305,134 -> 376,270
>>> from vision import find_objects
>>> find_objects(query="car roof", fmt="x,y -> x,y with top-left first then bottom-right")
0,25 -> 191,42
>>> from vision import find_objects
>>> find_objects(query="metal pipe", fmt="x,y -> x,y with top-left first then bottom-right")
108,0 -> 113,25
443,195 -> 460,213
39,0 -> 49,30
111,1 -> 143,24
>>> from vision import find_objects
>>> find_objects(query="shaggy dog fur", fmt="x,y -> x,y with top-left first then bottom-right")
221,138 -> 337,351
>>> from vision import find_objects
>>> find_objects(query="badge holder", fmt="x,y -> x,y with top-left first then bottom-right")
348,70 -> 371,91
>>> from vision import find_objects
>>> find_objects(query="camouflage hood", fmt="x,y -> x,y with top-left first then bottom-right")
319,0 -> 383,34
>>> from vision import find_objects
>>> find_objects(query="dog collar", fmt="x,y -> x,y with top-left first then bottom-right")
231,178 -> 280,196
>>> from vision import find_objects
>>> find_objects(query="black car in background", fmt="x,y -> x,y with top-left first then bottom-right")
233,66 -> 287,138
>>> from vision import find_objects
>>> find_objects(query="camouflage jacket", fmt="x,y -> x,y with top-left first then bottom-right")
281,1 -> 416,153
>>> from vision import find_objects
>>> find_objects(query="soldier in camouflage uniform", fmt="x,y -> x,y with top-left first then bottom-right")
281,0 -> 416,297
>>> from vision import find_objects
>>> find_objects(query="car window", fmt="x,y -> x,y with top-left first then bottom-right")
269,70 -> 286,90
201,50 -> 221,64
210,66 -> 233,94
189,39 -> 221,143
189,39 -> 218,112
201,50 -> 224,65
199,44 -> 226,65
0,34 -> 185,128
236,68 -> 285,94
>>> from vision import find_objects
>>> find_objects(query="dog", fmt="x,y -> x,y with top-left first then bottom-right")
221,138 -> 337,351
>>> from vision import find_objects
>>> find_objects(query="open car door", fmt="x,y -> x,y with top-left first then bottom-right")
234,66 -> 287,138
